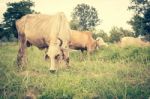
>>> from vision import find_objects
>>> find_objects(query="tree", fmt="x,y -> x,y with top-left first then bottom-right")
128,0 -> 150,15
128,0 -> 150,40
128,15 -> 145,36
119,27 -> 135,37
0,24 -> 4,39
109,26 -> 134,43
109,27 -> 123,43
70,19 -> 80,30
1,0 -> 34,41
71,3 -> 100,31
143,8 -> 150,34
93,30 -> 109,42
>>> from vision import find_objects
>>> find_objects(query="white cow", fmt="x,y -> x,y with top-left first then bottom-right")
96,37 -> 108,48
119,37 -> 150,47
16,12 -> 71,72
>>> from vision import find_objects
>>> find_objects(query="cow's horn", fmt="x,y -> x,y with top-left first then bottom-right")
57,38 -> 63,46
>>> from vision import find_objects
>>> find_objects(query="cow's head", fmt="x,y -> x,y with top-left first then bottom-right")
90,40 -> 98,53
46,38 -> 70,72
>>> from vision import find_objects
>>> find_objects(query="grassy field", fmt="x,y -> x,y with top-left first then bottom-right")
0,42 -> 150,99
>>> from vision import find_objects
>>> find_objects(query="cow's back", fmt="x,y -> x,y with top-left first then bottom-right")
70,30 -> 91,46
16,13 -> 71,48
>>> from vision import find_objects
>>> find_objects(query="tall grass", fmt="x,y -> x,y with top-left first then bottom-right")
0,42 -> 150,99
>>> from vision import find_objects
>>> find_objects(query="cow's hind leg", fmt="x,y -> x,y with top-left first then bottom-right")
80,49 -> 84,61
17,34 -> 27,69
87,47 -> 92,60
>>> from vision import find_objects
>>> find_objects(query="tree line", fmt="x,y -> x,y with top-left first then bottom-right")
0,0 -> 150,42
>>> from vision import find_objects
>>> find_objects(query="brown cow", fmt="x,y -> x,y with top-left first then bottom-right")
16,12 -> 71,72
69,30 -> 97,56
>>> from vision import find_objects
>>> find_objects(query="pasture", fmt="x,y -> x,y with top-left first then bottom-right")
0,42 -> 150,99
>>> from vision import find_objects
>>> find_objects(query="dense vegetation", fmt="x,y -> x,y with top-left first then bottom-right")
128,0 -> 150,40
70,3 -> 100,31
0,43 -> 149,99
0,0 -> 34,41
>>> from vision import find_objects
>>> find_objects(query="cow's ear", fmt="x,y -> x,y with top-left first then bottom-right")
57,38 -> 63,46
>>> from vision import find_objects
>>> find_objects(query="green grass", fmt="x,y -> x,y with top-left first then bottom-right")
0,42 -> 150,99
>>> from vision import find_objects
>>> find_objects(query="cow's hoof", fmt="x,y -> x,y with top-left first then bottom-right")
49,70 -> 56,73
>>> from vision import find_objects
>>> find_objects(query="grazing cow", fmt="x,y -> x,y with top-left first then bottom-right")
16,12 -> 71,72
69,30 -> 97,55
96,37 -> 108,48
119,37 -> 150,47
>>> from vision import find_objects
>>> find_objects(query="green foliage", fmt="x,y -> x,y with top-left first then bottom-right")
128,15 -> 144,36
1,36 -> 8,42
128,0 -> 150,15
109,26 -> 134,43
9,34 -> 17,42
0,43 -> 150,98
109,27 -> 124,43
71,3 -> 100,31
0,0 -> 34,40
69,19 -> 80,30
143,8 -> 150,40
119,27 -> 135,37
128,0 -> 150,39
0,24 -> 4,39
93,29 -> 109,42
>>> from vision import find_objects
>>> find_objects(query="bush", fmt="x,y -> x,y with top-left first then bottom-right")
93,29 -> 109,42
109,26 -> 134,43
1,36 -> 8,42
9,34 -> 17,42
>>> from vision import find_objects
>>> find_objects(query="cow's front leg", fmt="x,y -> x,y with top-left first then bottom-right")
17,34 -> 27,69
47,44 -> 61,73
